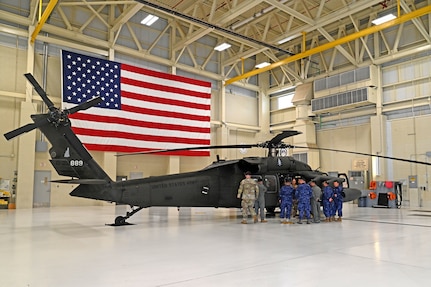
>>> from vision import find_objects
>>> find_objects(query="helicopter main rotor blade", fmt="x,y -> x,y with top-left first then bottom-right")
292,145 -> 431,166
66,97 -> 103,115
268,130 -> 302,146
3,116 -> 50,140
116,130 -> 304,157
116,144 -> 259,156
4,123 -> 37,140
24,73 -> 56,111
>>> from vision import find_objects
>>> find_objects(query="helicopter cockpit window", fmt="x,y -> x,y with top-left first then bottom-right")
264,176 -> 277,193
251,175 -> 277,193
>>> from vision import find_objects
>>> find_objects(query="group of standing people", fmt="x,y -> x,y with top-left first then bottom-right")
279,177 -> 343,224
322,180 -> 344,222
237,171 -> 344,224
279,177 -> 315,224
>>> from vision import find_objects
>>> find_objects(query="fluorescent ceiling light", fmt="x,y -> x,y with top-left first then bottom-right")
277,33 -> 302,44
372,13 -> 396,25
255,62 -> 270,69
214,43 -> 231,51
141,14 -> 159,26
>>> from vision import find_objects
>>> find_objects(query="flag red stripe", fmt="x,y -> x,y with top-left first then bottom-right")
121,77 -> 210,100
122,64 -> 212,89
69,113 -> 210,134
121,104 -> 210,122
72,127 -> 210,145
121,90 -> 210,111
84,144 -> 210,156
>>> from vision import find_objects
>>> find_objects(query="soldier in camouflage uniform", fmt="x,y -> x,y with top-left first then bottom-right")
237,171 -> 259,224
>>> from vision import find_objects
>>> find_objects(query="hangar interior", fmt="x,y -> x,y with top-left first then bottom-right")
1,0 -> 431,209
2,1 -> 431,286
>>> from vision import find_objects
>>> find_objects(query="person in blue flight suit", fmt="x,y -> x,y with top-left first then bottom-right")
332,180 -> 344,222
279,178 -> 295,224
295,177 -> 313,224
322,180 -> 334,222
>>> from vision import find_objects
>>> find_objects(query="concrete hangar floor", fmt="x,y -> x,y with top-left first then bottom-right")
1,203 -> 430,287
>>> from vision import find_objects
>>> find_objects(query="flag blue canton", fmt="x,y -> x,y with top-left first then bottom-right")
62,51 -> 121,110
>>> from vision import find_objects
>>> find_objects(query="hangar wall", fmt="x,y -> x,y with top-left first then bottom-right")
316,124 -> 372,175
1,5 -> 431,208
0,40 -> 268,208
309,54 -> 431,208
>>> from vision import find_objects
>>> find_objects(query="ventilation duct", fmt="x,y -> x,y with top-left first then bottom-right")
311,87 -> 376,113
314,65 -> 378,97
292,82 -> 313,104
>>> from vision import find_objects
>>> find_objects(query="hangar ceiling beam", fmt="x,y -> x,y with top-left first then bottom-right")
135,0 -> 293,55
30,0 -> 58,43
111,3 -> 145,33
269,0 -> 384,46
173,0 -> 265,51
225,4 -> 431,86
317,27 -> 357,66
224,0 -> 383,70
399,0 -> 431,44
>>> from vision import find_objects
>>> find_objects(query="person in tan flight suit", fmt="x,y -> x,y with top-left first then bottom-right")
237,171 -> 259,224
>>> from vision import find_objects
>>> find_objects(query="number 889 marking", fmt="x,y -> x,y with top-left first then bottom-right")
70,160 -> 84,167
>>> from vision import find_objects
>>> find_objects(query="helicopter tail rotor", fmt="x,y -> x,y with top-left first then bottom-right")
4,74 -> 102,142
4,74 -> 111,184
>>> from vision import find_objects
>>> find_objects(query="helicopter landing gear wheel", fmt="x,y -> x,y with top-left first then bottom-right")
107,206 -> 145,226
114,216 -> 127,226
266,207 -> 275,213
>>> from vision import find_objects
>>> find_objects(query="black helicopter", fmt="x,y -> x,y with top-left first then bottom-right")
5,74 -> 430,225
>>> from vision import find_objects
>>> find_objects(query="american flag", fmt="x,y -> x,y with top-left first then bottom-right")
61,50 -> 211,156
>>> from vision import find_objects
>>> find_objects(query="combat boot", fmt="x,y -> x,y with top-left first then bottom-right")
297,219 -> 302,224
337,217 -> 342,222
261,219 -> 268,223
253,216 -> 258,223
306,219 -> 311,224
324,218 -> 329,222
241,220 -> 247,224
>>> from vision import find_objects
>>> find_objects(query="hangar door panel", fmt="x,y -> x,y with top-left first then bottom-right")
33,171 -> 51,208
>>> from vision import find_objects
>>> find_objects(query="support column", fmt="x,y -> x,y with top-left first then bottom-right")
293,117 -> 319,169
370,65 -> 387,180
370,115 -> 387,180
219,81 -> 229,160
16,102 -> 37,208
292,83 -> 319,169
256,56 -> 271,143
167,156 -> 180,174
16,26 -> 36,209
105,48 -> 118,182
